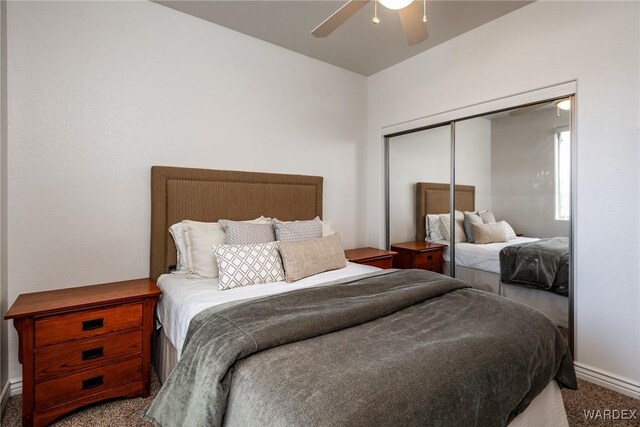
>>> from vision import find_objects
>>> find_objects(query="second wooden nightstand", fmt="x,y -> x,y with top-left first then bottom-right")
345,247 -> 397,269
390,241 -> 446,273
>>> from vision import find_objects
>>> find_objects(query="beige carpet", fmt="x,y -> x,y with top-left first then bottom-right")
2,367 -> 638,426
561,379 -> 640,426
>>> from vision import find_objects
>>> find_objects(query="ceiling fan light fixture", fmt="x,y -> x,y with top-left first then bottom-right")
379,0 -> 413,11
556,99 -> 571,111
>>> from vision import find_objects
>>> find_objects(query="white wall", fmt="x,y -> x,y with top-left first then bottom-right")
456,118 -> 492,212
367,1 -> 640,393
0,0 -> 7,405
491,107 -> 571,238
388,124 -> 451,243
5,1 -> 367,382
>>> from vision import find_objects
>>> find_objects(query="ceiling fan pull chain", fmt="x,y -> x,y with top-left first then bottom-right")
373,0 -> 380,24
423,0 -> 427,22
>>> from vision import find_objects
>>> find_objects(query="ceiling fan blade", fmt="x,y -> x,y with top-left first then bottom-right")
398,1 -> 428,45
312,0 -> 370,38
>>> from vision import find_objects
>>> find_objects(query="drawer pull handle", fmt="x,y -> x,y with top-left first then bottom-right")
82,347 -> 104,361
82,375 -> 103,390
82,318 -> 104,331
427,255 -> 433,260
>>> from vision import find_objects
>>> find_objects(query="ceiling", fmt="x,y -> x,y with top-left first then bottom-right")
156,1 -> 533,76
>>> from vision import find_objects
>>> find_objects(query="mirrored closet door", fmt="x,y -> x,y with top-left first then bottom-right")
387,124 -> 452,275
386,95 -> 574,353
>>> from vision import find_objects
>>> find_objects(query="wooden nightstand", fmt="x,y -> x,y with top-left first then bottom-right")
345,247 -> 397,269
390,241 -> 446,273
5,278 -> 161,427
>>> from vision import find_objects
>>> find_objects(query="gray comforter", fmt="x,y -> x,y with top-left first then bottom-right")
145,269 -> 576,427
500,237 -> 570,296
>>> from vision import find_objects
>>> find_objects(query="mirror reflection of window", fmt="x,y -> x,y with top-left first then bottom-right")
555,129 -> 571,221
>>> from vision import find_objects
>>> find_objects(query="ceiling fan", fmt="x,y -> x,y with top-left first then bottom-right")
312,0 -> 429,46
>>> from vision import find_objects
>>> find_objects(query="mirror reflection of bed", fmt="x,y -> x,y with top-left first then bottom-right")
415,182 -> 569,329
387,98 -> 572,335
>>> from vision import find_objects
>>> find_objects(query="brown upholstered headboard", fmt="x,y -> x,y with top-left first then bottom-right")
150,166 -> 323,280
415,182 -> 475,241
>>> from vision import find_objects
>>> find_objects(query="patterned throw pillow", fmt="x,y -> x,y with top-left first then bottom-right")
213,242 -> 285,290
273,217 -> 322,242
219,220 -> 275,244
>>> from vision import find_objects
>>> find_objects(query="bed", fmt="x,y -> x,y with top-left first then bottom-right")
415,182 -> 569,328
145,167 -> 575,426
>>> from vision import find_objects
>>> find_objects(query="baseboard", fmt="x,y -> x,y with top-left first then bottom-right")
9,377 -> 22,397
575,362 -> 640,399
0,380 -> 10,419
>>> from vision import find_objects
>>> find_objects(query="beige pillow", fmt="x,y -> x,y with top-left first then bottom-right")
277,233 -> 346,282
183,221 -> 226,278
183,217 -> 271,279
471,222 -> 507,244
438,211 -> 467,243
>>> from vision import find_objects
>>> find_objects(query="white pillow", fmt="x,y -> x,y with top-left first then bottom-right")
169,222 -> 189,272
214,242 -> 285,290
438,211 -> 467,243
182,217 -> 271,279
321,220 -> 337,237
426,214 -> 444,242
500,220 -> 517,240
183,220 -> 226,279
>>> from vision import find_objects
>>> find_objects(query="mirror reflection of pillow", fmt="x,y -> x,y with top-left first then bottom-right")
438,211 -> 467,243
425,214 -> 445,242
471,222 -> 507,244
463,211 -> 483,243
500,220 -> 517,240
478,210 -> 497,224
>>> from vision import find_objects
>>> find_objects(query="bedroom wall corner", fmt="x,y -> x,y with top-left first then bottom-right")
0,0 -> 9,412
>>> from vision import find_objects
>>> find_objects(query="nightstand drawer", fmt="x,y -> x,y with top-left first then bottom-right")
361,257 -> 393,269
415,251 -> 443,269
35,357 -> 142,410
34,330 -> 143,382
35,303 -> 142,348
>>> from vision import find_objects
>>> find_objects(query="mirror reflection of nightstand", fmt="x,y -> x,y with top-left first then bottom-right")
390,241 -> 446,273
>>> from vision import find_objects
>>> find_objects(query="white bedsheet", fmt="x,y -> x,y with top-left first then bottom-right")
156,262 -> 380,357
440,237 -> 540,274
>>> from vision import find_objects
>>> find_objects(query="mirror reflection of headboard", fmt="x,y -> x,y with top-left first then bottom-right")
415,183 -> 475,241
150,166 -> 323,280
